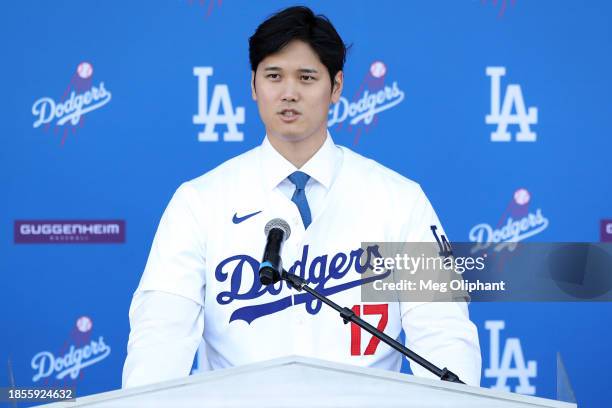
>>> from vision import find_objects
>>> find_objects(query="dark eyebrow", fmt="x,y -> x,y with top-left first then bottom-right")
262,67 -> 319,74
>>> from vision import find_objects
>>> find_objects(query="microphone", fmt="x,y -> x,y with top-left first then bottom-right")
259,218 -> 291,285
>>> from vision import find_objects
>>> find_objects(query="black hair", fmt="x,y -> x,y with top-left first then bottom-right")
249,6 -> 348,89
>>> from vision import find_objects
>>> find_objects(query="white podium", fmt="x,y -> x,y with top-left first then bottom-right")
37,356 -> 576,407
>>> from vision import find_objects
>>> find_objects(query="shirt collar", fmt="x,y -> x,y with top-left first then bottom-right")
261,131 -> 340,191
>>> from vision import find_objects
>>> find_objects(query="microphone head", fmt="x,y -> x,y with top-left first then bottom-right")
264,218 -> 291,240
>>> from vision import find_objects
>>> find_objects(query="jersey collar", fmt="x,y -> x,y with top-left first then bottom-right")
261,130 -> 341,192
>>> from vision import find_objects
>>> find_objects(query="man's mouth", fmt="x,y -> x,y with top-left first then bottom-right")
278,109 -> 300,119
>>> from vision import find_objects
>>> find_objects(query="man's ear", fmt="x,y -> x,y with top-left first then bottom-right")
251,71 -> 257,101
331,71 -> 344,104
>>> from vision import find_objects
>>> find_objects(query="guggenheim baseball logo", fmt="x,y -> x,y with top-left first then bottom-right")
32,62 -> 112,145
601,220 -> 612,242
14,220 -> 125,244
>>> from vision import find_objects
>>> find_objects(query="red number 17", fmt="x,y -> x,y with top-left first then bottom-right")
350,304 -> 388,356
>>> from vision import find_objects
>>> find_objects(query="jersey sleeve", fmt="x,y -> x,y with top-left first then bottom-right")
122,182 -> 208,388
136,182 -> 207,305
399,186 -> 482,386
122,291 -> 204,388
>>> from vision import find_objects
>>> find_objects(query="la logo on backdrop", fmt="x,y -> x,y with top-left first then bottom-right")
469,188 -> 549,253
30,316 -> 111,386
328,61 -> 405,145
31,62 -> 112,145
193,67 -> 245,142
486,66 -> 537,142
484,320 -> 537,395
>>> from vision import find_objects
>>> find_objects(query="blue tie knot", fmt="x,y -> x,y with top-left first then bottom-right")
288,171 -> 310,191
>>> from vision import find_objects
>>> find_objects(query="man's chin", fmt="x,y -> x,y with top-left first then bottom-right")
270,128 -> 310,143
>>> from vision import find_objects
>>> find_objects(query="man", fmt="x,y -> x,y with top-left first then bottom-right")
122,6 -> 481,388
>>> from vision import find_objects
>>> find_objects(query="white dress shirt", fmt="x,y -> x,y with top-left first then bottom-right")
122,132 -> 482,388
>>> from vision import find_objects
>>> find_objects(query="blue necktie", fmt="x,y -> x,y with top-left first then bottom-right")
288,171 -> 312,229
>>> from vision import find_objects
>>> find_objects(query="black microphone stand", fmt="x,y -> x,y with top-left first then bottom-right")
280,270 -> 465,384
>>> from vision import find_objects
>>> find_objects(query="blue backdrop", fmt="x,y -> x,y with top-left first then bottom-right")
2,1 -> 610,407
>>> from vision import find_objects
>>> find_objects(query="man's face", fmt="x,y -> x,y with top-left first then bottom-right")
252,40 -> 343,143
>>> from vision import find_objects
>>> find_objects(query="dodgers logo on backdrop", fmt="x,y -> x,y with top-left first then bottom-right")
188,0 -> 223,19
328,61 -> 405,144
469,188 -> 549,253
485,66 -> 537,142
31,316 -> 111,383
484,320 -> 537,395
482,0 -> 517,18
32,62 -> 112,145
193,66 -> 245,142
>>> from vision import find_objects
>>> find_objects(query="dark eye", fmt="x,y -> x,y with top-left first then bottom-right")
266,73 -> 280,80
301,75 -> 315,81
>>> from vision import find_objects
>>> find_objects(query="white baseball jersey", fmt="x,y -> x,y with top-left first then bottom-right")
122,133 -> 482,388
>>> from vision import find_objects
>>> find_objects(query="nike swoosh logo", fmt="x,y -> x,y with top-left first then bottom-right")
232,210 -> 262,224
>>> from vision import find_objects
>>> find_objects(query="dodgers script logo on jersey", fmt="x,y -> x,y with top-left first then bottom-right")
469,188 -> 549,253
328,61 -> 405,144
214,244 -> 388,324
485,66 -> 537,142
30,316 -> 111,384
31,62 -> 112,146
484,320 -> 537,395
193,66 -> 245,142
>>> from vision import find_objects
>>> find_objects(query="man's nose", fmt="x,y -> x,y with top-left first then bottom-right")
281,79 -> 299,102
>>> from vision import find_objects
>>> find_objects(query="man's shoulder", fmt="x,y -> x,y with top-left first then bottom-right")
339,145 -> 423,197
184,145 -> 260,193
